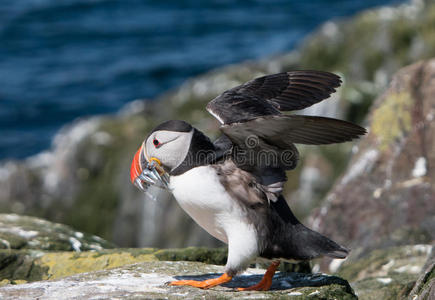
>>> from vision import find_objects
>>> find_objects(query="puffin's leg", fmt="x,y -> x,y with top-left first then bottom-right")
238,261 -> 280,291
169,273 -> 232,289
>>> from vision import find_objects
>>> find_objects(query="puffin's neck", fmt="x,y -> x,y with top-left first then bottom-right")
170,128 -> 217,176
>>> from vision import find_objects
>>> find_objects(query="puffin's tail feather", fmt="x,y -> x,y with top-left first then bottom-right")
328,248 -> 349,259
291,225 -> 350,260
262,196 -> 349,261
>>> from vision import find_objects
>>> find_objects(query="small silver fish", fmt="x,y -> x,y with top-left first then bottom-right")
133,160 -> 170,193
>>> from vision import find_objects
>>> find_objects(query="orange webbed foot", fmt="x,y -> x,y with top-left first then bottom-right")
170,273 -> 232,289
237,261 -> 280,291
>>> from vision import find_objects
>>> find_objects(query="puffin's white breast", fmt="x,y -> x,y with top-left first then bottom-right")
169,166 -> 248,244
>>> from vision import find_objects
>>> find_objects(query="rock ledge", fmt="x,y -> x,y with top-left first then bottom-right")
0,261 -> 356,300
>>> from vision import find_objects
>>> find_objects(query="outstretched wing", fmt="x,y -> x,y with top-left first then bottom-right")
207,71 -> 366,201
218,114 -> 365,182
206,70 -> 341,124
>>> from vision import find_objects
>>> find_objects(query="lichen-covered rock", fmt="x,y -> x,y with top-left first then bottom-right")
0,214 -> 113,251
309,60 -> 435,258
0,247 -> 226,283
351,276 -> 416,300
337,245 -> 432,282
334,244 -> 432,300
0,261 -> 356,300
0,248 -> 156,283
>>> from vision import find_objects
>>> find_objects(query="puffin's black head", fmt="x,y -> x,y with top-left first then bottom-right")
149,120 -> 192,134
130,120 -> 194,183
130,119 -> 218,187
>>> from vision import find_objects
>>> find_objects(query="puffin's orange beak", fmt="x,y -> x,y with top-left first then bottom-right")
130,145 -> 168,192
130,146 -> 143,184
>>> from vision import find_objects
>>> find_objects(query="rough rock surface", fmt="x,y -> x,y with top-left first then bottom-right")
0,261 -> 356,300
309,60 -> 435,255
2,244 -> 433,299
0,213 -> 112,251
1,0 -> 435,248
337,244 -> 433,299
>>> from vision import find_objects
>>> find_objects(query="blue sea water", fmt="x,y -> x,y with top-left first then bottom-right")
0,0 -> 402,159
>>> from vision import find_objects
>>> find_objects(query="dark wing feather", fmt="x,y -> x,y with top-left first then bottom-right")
235,71 -> 341,111
206,71 -> 341,124
221,115 -> 366,147
207,91 -> 280,124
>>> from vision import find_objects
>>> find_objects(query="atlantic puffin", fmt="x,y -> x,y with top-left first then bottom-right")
130,71 -> 366,291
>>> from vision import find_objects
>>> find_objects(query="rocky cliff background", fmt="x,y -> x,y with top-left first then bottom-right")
1,0 -> 435,249
0,0 -> 434,299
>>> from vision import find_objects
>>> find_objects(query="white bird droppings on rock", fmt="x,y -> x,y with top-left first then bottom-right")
74,231 -> 84,239
69,237 -> 82,252
412,157 -> 427,178
308,290 -> 320,296
288,291 -> 303,296
373,187 -> 383,199
412,244 -> 432,254
394,265 -> 421,274
377,277 -> 392,284
0,227 -> 38,239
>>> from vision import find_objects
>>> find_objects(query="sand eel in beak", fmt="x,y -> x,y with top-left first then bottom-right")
130,71 -> 366,291
131,143 -> 170,191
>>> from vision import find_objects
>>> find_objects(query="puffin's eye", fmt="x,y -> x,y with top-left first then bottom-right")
153,139 -> 161,147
